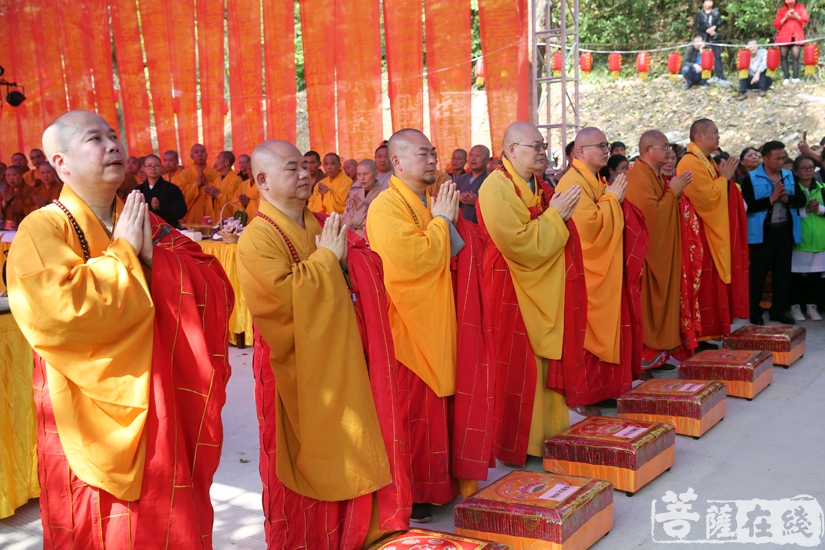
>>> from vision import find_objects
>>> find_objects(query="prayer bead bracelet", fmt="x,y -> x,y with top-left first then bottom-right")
53,200 -> 91,262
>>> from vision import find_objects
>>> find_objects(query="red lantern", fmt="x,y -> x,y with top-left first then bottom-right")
766,47 -> 781,78
803,43 -> 819,76
580,52 -> 593,74
475,57 -> 486,87
737,49 -> 750,80
552,51 -> 563,77
608,53 -> 622,78
636,52 -> 650,79
700,50 -> 714,79
667,51 -> 682,79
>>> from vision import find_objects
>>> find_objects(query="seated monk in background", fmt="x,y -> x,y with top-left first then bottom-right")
8,110 -> 233,549
24,149 -> 47,186
1,166 -> 35,228
162,150 -> 184,181
342,159 -> 384,238
31,162 -> 64,211
625,131 -> 701,374
173,144 -> 221,224
477,121 -> 586,465
555,127 -> 648,411
209,151 -> 244,215
237,140 -> 410,548
307,153 -> 353,215
367,129 -> 494,523
676,119 -> 749,339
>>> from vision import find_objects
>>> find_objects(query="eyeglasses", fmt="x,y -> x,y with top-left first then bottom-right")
513,142 -> 548,152
798,165 -> 816,170
649,145 -> 671,151
581,142 -> 610,152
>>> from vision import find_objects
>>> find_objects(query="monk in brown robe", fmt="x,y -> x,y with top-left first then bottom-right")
31,162 -> 64,212
1,166 -> 35,228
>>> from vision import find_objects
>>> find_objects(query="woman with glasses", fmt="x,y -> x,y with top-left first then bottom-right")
137,154 -> 188,228
789,154 -> 825,321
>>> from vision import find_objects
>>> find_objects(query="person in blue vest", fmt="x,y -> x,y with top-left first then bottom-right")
741,141 -> 808,325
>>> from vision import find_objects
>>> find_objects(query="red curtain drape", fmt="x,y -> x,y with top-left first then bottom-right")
263,0 -> 297,143
334,0 -> 383,160
383,0 -> 424,132
6,0 -> 45,154
424,0 -> 472,161
479,0 -> 530,154
86,0 -> 118,128
0,11 -> 20,158
167,0 -> 199,154
139,0 -> 178,154
299,0 -> 337,156
111,0 -> 153,155
227,0 -> 264,158
29,1 -> 68,132
197,0 -> 226,156
59,1 -> 96,113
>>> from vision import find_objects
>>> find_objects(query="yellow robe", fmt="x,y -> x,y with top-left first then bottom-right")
555,158 -> 624,364
477,159 -> 571,455
307,171 -> 353,215
366,175 -> 456,397
7,185 -> 154,500
425,169 -> 452,196
677,142 -> 731,283
23,169 -> 36,187
236,199 -> 390,501
214,170 -> 244,217
173,165 -> 221,223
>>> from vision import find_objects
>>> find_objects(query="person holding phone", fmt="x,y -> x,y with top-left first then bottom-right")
774,0 -> 809,84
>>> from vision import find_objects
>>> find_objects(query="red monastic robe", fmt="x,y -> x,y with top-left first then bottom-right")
477,180 -> 588,466
252,215 -> 411,549
33,214 -> 233,549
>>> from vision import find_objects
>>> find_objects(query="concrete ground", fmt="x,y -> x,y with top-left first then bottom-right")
2,317 -> 823,549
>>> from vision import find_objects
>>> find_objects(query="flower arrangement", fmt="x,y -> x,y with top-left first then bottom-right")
214,203 -> 248,244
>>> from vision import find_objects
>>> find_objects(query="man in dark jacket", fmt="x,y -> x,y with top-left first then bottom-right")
695,0 -> 725,79
741,141 -> 807,325
137,154 -> 187,227
682,36 -> 710,90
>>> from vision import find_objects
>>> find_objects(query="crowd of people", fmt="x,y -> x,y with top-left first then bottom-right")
682,0 -> 813,99
4,107 -> 825,549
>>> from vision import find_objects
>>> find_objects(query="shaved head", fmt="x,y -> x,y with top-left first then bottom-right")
573,127 -> 610,173
343,158 -> 358,180
358,159 -> 377,171
639,130 -> 667,150
502,121 -> 547,181
251,140 -> 312,209
41,110 -> 126,200
689,119 -> 714,142
387,128 -> 436,190
357,159 -> 378,191
638,130 -> 669,170
689,118 -> 720,156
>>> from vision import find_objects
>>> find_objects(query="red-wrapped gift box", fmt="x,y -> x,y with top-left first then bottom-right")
678,349 -> 773,399
368,528 -> 512,549
723,325 -> 806,367
618,379 -> 727,438
454,470 -> 612,550
542,417 -> 675,495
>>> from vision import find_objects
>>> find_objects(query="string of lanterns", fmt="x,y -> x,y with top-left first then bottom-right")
529,43 -> 821,79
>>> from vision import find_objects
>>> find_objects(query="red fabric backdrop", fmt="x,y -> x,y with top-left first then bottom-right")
424,0 -> 472,161
30,1 -> 68,131
335,0 -> 383,160
5,0 -> 43,153
263,0 -> 297,143
479,0 -> 530,154
139,0 -> 178,154
167,0 -> 199,154
197,0 -> 226,155
227,0 -> 264,158
384,0 -> 425,132
0,8 -> 20,158
86,0 -> 119,128
59,2 -> 96,113
299,0 -> 337,156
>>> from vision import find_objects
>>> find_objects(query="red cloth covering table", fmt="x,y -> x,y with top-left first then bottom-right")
723,325 -> 806,367
678,349 -> 773,400
454,470 -> 613,550
617,379 -> 726,438
368,528 -> 513,549
198,240 -> 253,346
543,417 -> 675,496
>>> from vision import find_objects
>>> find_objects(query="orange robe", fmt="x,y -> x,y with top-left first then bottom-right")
555,159 -> 634,400
2,184 -> 35,227
426,169 -> 452,196
235,178 -> 260,221
8,184 -> 233,548
476,160 -> 573,461
23,169 -> 36,187
237,200 -> 408,548
367,176 -> 493,503
29,180 -> 64,214
677,143 -> 749,338
116,173 -> 140,200
173,166 -> 221,223
625,159 -> 682,351
214,170 -> 244,216
307,171 -> 353,215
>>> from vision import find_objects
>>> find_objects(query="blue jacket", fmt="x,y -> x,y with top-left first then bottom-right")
745,165 -> 801,244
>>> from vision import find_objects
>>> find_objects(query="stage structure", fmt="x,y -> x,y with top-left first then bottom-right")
532,0 -> 580,170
